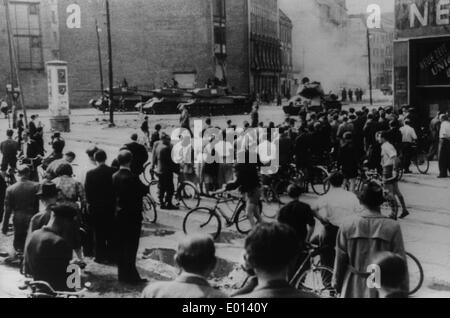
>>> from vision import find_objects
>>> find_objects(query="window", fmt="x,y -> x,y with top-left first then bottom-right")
9,2 -> 44,70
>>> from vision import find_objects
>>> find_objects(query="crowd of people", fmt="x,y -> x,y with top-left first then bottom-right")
0,100 -> 448,299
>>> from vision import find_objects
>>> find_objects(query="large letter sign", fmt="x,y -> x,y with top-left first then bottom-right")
66,4 -> 81,29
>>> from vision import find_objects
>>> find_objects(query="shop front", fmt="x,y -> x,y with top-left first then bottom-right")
394,0 -> 450,122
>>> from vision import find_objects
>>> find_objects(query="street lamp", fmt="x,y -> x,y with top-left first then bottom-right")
366,28 -> 373,106
105,0 -> 115,127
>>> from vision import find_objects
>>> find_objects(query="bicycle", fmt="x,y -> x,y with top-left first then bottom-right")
289,243 -> 337,298
149,178 -> 200,210
355,168 -> 399,218
410,143 -> 430,175
143,163 -> 201,210
142,193 -> 157,224
406,252 -> 424,296
183,191 -> 258,240
23,280 -> 87,298
288,245 -> 423,297
296,165 -> 330,196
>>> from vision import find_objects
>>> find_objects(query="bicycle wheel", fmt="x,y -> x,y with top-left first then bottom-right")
235,204 -> 253,235
149,180 -> 159,204
142,194 -> 157,224
294,266 -> 337,298
141,163 -> 153,186
406,252 -> 424,296
178,182 -> 201,210
414,151 -> 430,174
261,186 -> 283,219
310,166 -> 330,196
183,208 -> 221,240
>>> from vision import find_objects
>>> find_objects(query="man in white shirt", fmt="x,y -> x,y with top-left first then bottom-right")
379,131 -> 409,219
312,172 -> 361,270
400,119 -> 417,174
438,114 -> 450,178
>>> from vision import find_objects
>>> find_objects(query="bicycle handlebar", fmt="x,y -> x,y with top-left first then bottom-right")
26,281 -> 87,298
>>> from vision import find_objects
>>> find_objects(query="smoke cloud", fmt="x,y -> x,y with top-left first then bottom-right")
280,0 -> 369,93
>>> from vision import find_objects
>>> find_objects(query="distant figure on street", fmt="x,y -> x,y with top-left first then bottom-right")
250,104 -> 259,128
142,235 -> 227,298
341,88 -> 347,102
124,134 -> 149,176
149,124 -> 162,152
17,114 -> 25,145
348,89 -> 353,102
0,129 -> 20,173
438,114 -> 450,178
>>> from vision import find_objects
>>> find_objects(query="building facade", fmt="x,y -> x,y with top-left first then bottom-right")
394,0 -> 450,118
346,13 -> 394,91
0,0 -> 58,108
1,0 -> 292,108
279,9 -> 294,98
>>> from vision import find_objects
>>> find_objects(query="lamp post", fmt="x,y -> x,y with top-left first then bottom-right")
106,0 -> 115,127
366,28 -> 373,106
95,19 -> 105,97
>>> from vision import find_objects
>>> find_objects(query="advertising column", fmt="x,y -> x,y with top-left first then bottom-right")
46,60 -> 70,132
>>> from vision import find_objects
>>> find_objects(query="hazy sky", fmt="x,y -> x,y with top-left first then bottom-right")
346,0 -> 394,13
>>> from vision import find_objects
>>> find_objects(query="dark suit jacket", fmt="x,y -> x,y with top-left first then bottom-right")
2,180 -> 39,234
112,168 -> 148,219
151,142 -> 177,175
24,227 -> 73,291
124,142 -> 149,176
85,164 -> 115,209
28,121 -> 37,139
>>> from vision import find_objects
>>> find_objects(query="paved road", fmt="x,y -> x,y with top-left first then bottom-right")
1,107 -> 449,298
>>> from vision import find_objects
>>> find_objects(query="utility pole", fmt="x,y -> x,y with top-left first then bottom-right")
4,0 -> 28,126
366,28 -> 373,106
95,19 -> 105,96
105,0 -> 115,127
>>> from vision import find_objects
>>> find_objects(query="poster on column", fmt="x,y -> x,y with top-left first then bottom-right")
47,61 -> 70,117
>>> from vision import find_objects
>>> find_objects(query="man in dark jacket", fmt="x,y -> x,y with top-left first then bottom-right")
151,134 -> 178,210
85,150 -> 115,263
0,129 -> 19,172
2,166 -> 39,254
124,134 -> 149,176
24,205 -> 76,291
112,150 -> 148,284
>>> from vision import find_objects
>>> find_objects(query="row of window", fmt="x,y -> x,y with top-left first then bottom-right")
250,6 -> 278,38
280,24 -> 292,44
9,2 -> 44,70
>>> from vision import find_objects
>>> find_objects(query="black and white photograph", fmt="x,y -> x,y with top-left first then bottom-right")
0,0 -> 449,303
